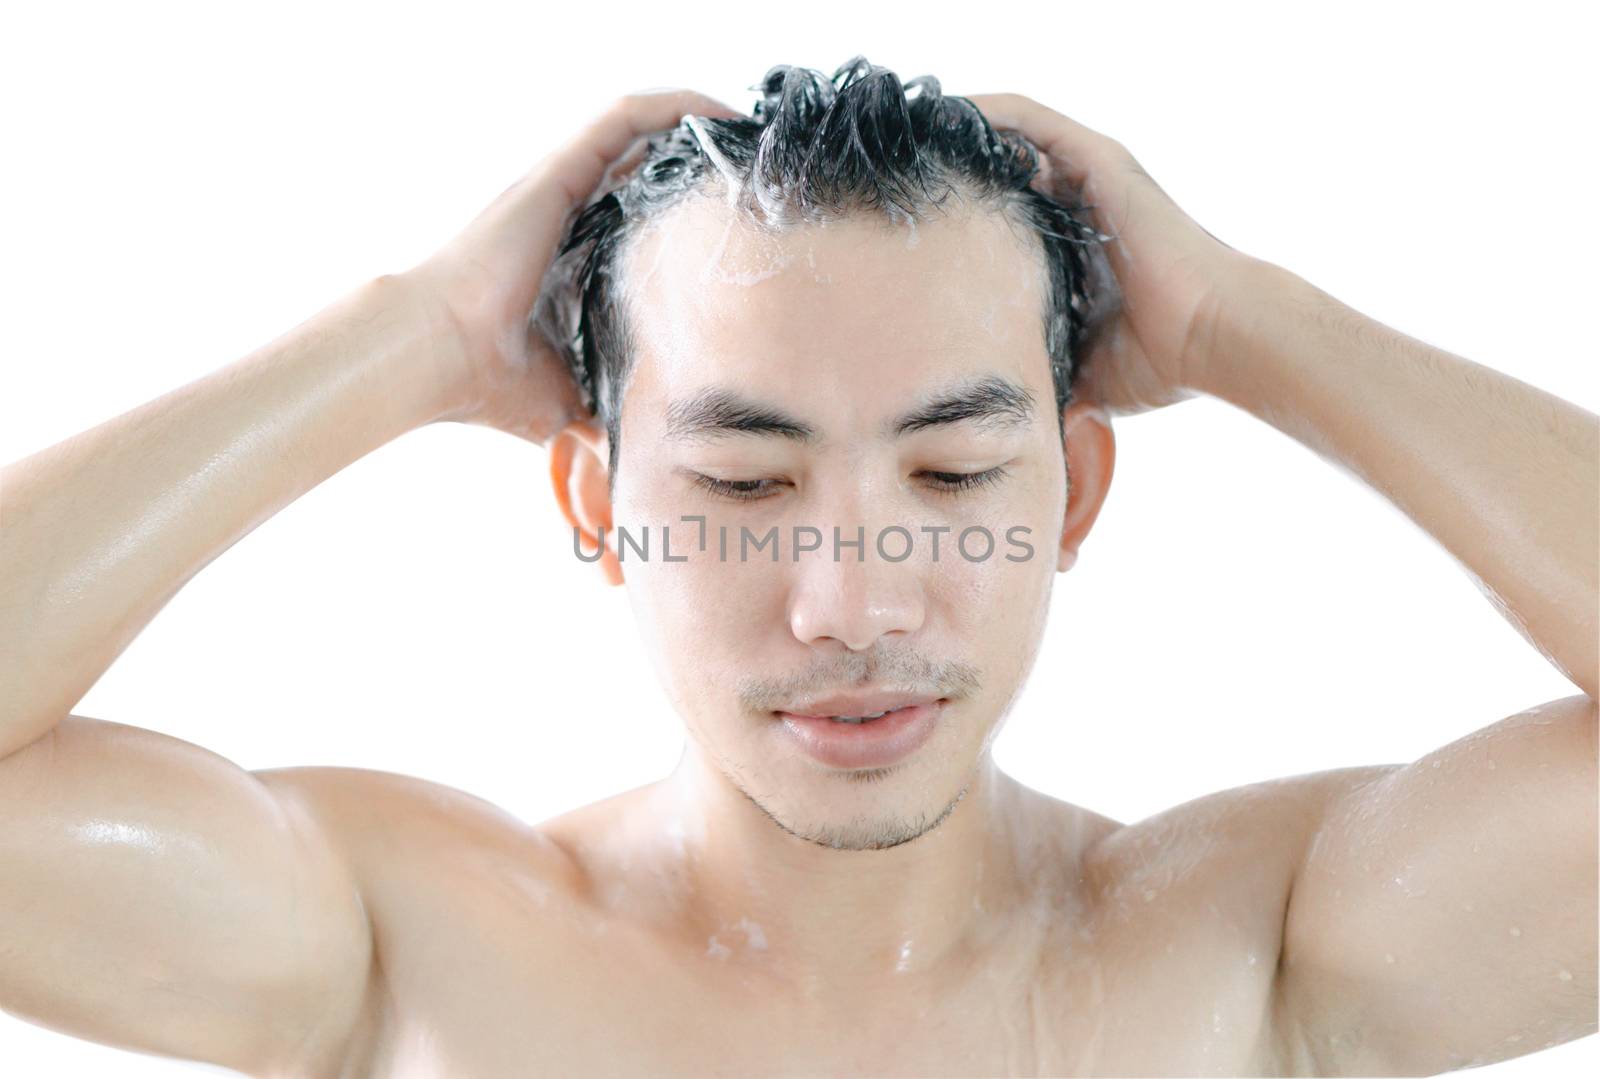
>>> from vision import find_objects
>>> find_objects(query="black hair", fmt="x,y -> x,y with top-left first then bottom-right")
532,56 -> 1119,487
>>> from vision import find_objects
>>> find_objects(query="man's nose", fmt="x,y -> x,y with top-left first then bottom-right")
786,535 -> 927,652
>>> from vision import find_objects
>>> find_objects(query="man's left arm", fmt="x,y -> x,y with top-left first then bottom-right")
1197,258 -> 1598,1073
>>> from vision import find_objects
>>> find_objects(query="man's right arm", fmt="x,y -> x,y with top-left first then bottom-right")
0,272 -> 464,743
0,272 -> 463,1074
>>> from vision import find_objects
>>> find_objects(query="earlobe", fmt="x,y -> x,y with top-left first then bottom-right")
1056,400 -> 1115,574
548,420 -> 623,587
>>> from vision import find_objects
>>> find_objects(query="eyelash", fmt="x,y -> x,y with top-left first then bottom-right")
691,467 -> 1010,503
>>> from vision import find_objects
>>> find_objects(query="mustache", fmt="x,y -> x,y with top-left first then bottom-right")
738,646 -> 982,713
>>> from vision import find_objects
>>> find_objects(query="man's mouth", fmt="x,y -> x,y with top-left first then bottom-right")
786,705 -> 917,725
775,690 -> 945,724
773,697 -> 949,769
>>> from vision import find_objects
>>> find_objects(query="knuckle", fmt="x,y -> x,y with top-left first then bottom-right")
1104,136 -> 1137,165
616,88 -> 687,112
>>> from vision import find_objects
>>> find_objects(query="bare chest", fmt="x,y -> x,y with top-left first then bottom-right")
344,865 -> 1284,1077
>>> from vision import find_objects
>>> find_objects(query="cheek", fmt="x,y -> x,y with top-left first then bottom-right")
927,532 -> 1054,691
931,548 -> 1047,635
626,554 -> 780,669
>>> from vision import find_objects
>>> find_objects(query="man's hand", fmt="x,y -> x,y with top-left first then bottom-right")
965,92 -> 1254,418
983,86 -> 1597,1070
404,89 -> 744,445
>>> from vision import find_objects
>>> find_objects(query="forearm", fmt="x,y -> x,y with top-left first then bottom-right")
0,273 -> 460,752
1197,257 -> 1599,700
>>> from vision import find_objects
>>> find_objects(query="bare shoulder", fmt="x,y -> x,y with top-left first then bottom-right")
250,766 -> 591,1073
253,765 -> 583,891
1077,761 -> 1405,939
1082,763 -> 1402,882
1074,763 -> 1402,1075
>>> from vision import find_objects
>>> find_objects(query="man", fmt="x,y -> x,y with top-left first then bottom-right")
1,57 -> 1594,1076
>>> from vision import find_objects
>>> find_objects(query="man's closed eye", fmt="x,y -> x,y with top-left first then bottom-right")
688,466 -> 1013,503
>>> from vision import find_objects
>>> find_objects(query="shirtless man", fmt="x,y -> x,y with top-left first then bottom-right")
2,62 -> 1595,1076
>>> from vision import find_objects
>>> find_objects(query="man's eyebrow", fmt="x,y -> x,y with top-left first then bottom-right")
661,375 -> 1036,444
663,387 -> 819,443
891,375 -> 1036,437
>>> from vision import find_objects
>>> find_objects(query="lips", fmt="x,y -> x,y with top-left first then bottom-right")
779,689 -> 944,720
775,700 -> 945,769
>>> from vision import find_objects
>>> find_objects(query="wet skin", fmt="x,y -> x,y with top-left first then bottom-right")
300,200 -> 1311,1075
270,757 -> 1334,1076
300,201 -> 1592,1075
4,174 -> 1595,1076
318,197 -> 1593,1069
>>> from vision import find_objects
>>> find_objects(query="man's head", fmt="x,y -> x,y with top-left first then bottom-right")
543,58 -> 1119,850
537,57 -> 1119,486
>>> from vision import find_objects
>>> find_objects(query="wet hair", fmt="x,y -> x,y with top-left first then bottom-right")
532,55 -> 1119,488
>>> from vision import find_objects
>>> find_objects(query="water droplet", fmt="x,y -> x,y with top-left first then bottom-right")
1247,952 -> 1258,966
1384,952 -> 1396,964
1558,969 -> 1573,981
736,916 -> 768,951
1487,759 -> 1497,770
1431,760 -> 1441,769
1142,888 -> 1156,901
1509,925 -> 1522,937
1505,1033 -> 1522,1043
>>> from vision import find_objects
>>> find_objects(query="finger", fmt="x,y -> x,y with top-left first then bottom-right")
962,92 -> 1125,192
476,90 -> 742,276
602,89 -> 745,189
629,85 -> 744,119
597,136 -> 652,191
526,321 -> 591,418
548,89 -> 745,206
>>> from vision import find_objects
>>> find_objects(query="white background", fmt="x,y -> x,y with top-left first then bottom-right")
2,1 -> 1595,1074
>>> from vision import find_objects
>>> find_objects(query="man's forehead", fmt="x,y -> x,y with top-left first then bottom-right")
619,196 -> 1051,409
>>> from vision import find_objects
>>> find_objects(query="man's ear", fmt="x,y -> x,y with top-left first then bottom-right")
1058,400 -> 1115,573
548,418 -> 623,586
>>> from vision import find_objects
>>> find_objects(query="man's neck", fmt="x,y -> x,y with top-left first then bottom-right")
638,748 -> 1077,997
